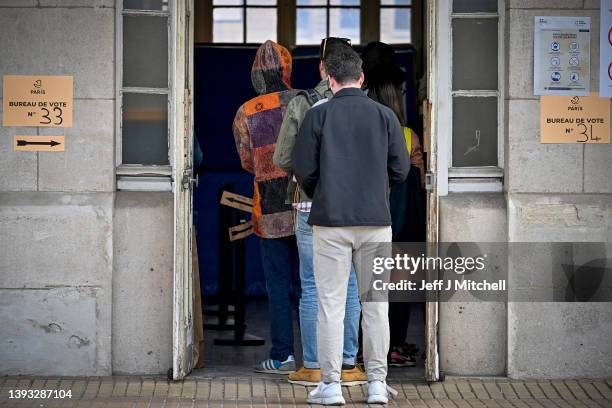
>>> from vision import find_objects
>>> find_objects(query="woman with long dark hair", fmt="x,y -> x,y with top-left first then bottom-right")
367,61 -> 426,368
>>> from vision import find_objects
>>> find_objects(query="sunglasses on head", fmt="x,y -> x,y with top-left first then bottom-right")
320,37 -> 352,59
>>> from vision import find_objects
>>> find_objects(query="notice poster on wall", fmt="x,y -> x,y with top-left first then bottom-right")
540,92 -> 610,143
534,16 -> 591,96
600,0 -> 612,97
2,75 -> 73,127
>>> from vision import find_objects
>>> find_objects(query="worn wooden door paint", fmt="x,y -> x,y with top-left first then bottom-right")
424,0 -> 440,382
172,0 -> 196,381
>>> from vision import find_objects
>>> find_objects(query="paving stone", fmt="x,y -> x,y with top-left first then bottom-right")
403,383 -> 421,399
153,379 -> 169,398
578,382 -> 605,400
209,380 -> 224,401
0,377 -> 609,407
125,378 -> 141,397
592,382 -> 612,399
525,383 -> 547,399
195,380 -> 210,399
471,382 -> 491,399
140,379 -> 156,397
511,382 -> 532,399
565,381 -> 589,400
237,380 -> 251,400
167,380 -> 183,398
455,382 -> 476,399
98,380 -> 114,397
537,382 -> 560,400
430,383 -> 448,399
112,378 -> 128,397
483,383 -> 503,399
417,384 -> 435,399
82,379 -> 101,398
293,387 -> 308,400
552,382 -> 577,400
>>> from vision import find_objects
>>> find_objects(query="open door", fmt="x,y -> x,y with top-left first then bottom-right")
172,0 -> 196,381
424,0 -> 440,382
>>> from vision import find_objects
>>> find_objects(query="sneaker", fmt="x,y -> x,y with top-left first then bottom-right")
288,367 -> 320,385
340,365 -> 367,386
253,355 -> 296,374
367,380 -> 398,404
307,381 -> 345,405
388,350 -> 416,367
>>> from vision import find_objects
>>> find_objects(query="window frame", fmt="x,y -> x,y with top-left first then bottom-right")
379,0 -> 413,44
436,0 -> 505,195
295,0 -> 361,45
211,1 -> 279,43
198,0 -> 418,46
115,1 -> 174,191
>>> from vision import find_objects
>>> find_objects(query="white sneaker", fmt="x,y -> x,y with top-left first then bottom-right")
367,380 -> 398,404
307,382 -> 345,405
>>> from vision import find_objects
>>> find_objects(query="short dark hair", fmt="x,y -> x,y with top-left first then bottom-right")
320,37 -> 352,60
324,46 -> 363,85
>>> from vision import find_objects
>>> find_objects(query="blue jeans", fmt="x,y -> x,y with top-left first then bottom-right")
260,236 -> 300,362
295,211 -> 361,368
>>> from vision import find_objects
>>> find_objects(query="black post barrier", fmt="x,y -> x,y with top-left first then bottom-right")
203,182 -> 236,330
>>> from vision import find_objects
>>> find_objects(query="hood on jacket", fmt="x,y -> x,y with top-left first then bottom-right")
251,40 -> 292,95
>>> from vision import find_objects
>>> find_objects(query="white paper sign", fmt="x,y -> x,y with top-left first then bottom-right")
600,0 -> 612,97
534,16 -> 591,96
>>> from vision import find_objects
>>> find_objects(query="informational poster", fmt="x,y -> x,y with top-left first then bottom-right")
2,75 -> 73,127
540,92 -> 610,143
534,16 -> 591,96
600,0 -> 612,97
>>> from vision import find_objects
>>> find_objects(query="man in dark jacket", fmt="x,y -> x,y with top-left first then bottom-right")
293,47 -> 410,405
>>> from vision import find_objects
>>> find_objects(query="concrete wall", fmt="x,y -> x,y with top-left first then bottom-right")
112,192 -> 174,375
504,0 -> 612,378
0,193 -> 113,375
0,1 -> 177,376
438,194 -> 507,376
0,0 -> 116,376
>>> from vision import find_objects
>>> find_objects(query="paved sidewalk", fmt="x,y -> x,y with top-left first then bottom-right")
1,376 -> 611,408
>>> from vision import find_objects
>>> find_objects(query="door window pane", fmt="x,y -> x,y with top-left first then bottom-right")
297,8 -> 326,45
247,7 -> 277,42
381,8 -> 411,44
297,0 -> 326,5
330,8 -> 360,44
381,0 -> 411,4
247,0 -> 277,4
213,7 -> 244,42
122,93 -> 169,165
452,97 -> 497,167
123,0 -> 168,10
123,16 -> 168,88
330,0 -> 359,5
453,0 -> 497,13
452,18 -> 498,90
213,0 -> 243,4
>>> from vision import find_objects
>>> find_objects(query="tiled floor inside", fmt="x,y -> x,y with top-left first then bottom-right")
193,299 -> 425,380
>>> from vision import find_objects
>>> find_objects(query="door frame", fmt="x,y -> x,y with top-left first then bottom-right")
172,0 -> 440,381
172,0 -> 196,381
424,0 -> 440,382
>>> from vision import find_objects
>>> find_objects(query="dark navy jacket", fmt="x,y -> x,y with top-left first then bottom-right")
292,87 -> 410,227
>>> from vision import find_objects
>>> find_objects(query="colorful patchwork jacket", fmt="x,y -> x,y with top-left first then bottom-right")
232,41 -> 299,238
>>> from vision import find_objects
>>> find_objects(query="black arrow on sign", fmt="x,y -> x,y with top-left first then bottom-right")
17,140 -> 61,147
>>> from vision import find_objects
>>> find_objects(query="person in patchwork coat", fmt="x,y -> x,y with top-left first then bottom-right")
232,40 -> 300,373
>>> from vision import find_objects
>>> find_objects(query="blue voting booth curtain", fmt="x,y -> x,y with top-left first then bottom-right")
193,44 -> 417,298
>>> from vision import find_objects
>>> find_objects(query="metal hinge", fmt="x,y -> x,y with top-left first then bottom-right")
181,167 -> 198,190
425,172 -> 435,191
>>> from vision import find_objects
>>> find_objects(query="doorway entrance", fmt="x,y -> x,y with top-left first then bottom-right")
170,0 -> 440,382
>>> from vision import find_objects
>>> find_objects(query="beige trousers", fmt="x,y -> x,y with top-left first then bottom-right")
312,225 -> 392,383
